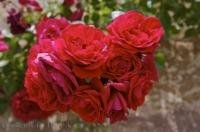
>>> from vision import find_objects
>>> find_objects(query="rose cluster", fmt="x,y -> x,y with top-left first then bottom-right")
11,11 -> 164,123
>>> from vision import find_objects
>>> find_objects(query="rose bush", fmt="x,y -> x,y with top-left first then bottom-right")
10,10 -> 163,124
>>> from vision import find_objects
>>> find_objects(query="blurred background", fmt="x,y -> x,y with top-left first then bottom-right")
0,0 -> 200,132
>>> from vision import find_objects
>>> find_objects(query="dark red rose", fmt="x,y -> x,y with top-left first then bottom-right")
36,17 -> 69,40
7,9 -> 30,34
19,0 -> 42,11
128,54 -> 158,110
67,8 -> 84,21
71,78 -> 107,124
11,89 -> 53,122
25,39 -> 79,112
107,11 -> 164,53
64,0 -> 75,6
103,46 -> 142,80
58,24 -> 108,78
106,82 -> 129,123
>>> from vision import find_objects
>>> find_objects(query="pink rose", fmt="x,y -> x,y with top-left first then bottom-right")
0,41 -> 9,52
0,32 -> 9,52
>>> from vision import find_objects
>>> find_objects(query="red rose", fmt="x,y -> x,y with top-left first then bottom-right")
141,54 -> 158,81
103,46 -> 142,80
25,39 -> 79,112
107,11 -> 164,53
128,54 -> 158,110
58,24 -> 108,78
19,0 -> 42,11
11,89 -> 53,122
36,18 -> 69,40
106,82 -> 128,123
27,39 -> 64,65
71,79 -> 107,123
128,73 -> 153,110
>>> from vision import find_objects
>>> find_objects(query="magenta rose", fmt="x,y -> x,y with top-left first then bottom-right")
0,32 -> 9,52
0,41 -> 9,52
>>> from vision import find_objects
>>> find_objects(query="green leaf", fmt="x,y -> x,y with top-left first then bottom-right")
156,51 -> 165,68
0,98 -> 9,114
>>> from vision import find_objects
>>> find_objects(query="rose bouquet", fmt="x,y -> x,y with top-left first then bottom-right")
11,10 -> 164,124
